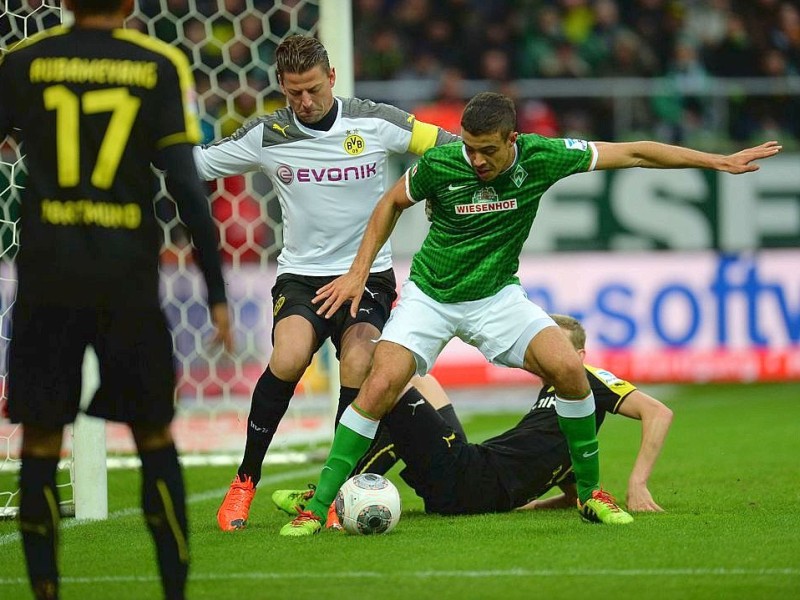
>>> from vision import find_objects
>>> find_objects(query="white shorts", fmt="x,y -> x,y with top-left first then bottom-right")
380,280 -> 556,376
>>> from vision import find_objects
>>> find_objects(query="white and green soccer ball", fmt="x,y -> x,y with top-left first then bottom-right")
335,473 -> 401,535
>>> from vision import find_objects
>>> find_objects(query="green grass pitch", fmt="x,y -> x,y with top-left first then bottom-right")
1,381 -> 799,599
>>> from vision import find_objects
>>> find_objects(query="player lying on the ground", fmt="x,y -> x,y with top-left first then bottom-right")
272,314 -> 673,519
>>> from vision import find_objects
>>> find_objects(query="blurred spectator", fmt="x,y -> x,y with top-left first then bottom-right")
411,68 -> 467,134
580,0 -> 633,73
516,5 -> 568,77
541,39 -> 593,77
704,12 -> 762,76
681,0 -> 731,50
479,48 -> 513,82
518,99 -> 561,137
651,38 -> 711,143
625,0 -> 683,73
418,17 -> 465,72
560,0 -> 596,45
393,0 -> 432,46
770,2 -> 800,70
359,27 -> 405,80
396,51 -> 445,81
599,29 -> 659,76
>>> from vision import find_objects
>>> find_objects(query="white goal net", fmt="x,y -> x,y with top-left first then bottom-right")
1,0 -> 341,518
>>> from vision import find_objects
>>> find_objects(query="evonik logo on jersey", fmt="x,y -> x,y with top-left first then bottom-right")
276,163 -> 378,185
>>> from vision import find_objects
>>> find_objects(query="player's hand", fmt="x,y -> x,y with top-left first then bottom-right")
313,272 -> 367,319
722,140 -> 782,173
209,302 -> 234,352
626,482 -> 663,512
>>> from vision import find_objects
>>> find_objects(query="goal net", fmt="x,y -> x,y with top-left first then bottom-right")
1,0 -> 340,519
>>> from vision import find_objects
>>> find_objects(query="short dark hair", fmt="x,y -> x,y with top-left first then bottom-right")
550,314 -> 587,351
460,92 -> 516,138
275,35 -> 330,82
70,0 -> 126,15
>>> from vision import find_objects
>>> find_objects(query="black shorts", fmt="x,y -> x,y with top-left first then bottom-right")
7,303 -> 176,427
271,269 -> 397,358
386,388 -> 511,515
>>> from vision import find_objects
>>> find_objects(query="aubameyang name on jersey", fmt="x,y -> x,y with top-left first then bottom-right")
296,163 -> 377,183
455,199 -> 517,214
29,58 -> 158,89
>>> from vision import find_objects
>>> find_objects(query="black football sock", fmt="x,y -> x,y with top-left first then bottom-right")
140,444 -> 188,600
353,422 -> 396,476
18,456 -> 60,600
436,404 -> 467,442
238,367 -> 298,485
335,386 -> 359,427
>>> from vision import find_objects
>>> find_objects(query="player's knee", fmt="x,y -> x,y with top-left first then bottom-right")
131,424 -> 173,452
359,375 -> 404,416
338,350 -> 372,386
547,353 -> 588,395
268,347 -> 313,381
21,425 -> 63,458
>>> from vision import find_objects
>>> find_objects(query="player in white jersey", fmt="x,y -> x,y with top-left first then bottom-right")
194,35 -> 459,531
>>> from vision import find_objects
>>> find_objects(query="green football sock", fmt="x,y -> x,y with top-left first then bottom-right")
306,407 -> 377,521
556,393 -> 600,504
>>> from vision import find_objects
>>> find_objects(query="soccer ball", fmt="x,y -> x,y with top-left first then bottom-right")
335,473 -> 401,535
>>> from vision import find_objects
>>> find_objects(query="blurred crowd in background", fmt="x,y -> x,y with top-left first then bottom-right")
353,0 -> 800,147
131,0 -> 800,149
3,0 -> 799,146
354,0 -> 800,81
2,0 -> 800,260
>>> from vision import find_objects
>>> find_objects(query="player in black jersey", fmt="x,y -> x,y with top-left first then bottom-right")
0,1 -> 231,598
273,315 -> 672,517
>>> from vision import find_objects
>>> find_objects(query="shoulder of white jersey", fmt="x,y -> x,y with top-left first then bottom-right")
340,97 -> 415,132
201,109 -> 314,149
257,107 -> 316,146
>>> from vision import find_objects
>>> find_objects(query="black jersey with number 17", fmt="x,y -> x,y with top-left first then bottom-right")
0,26 -> 201,307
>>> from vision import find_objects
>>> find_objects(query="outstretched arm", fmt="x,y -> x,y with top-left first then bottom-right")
594,140 -> 781,173
616,390 -> 673,512
313,175 -> 415,318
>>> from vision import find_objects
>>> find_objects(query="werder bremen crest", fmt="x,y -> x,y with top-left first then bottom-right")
511,164 -> 528,187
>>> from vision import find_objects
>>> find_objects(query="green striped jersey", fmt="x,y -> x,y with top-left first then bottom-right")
406,134 -> 596,302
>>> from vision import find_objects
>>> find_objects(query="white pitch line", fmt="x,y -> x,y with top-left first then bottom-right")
0,567 -> 798,587
0,465 -> 321,548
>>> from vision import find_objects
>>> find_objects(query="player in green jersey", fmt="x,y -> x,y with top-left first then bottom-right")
280,92 -> 781,536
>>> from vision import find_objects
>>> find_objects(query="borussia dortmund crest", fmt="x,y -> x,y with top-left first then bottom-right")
344,131 -> 365,155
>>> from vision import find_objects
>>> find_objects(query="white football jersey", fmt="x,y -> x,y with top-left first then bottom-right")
194,97 -> 457,276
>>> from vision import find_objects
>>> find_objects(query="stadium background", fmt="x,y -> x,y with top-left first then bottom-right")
1,0 -> 799,458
